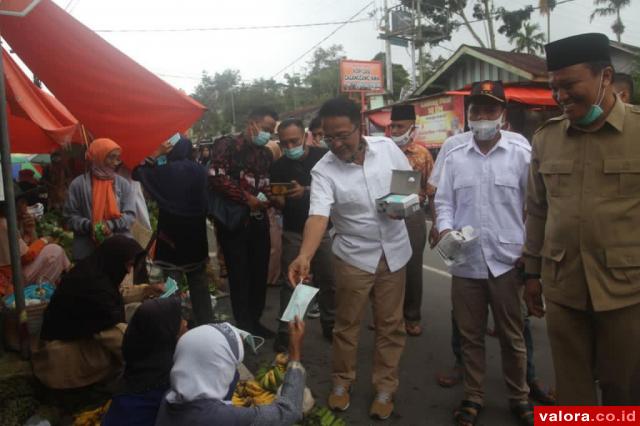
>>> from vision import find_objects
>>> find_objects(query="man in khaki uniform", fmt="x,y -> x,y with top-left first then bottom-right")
524,33 -> 640,405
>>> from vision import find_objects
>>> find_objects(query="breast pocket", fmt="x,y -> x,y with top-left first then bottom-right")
603,159 -> 640,198
539,160 -> 574,198
453,176 -> 476,207
336,190 -> 367,215
494,172 -> 521,204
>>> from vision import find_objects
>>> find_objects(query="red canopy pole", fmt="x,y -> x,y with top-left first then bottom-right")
0,40 -> 30,358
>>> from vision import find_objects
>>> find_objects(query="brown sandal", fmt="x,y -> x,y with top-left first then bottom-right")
453,400 -> 482,426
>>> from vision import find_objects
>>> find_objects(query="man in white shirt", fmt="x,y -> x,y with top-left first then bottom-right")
289,97 -> 412,421
435,81 -> 533,425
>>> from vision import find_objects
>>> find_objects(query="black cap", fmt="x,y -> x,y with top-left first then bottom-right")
545,33 -> 611,72
390,104 -> 416,121
469,80 -> 506,104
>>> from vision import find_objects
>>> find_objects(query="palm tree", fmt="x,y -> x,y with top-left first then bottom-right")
539,0 -> 557,42
509,22 -> 546,55
590,0 -> 631,43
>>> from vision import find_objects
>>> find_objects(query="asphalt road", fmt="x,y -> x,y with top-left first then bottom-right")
212,221 -> 555,426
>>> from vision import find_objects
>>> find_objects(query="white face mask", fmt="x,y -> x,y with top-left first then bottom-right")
468,114 -> 503,141
391,127 -> 414,146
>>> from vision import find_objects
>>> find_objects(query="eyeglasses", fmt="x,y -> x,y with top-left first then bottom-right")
322,126 -> 358,145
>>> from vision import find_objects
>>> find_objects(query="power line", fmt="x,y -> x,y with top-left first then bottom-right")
94,18 -> 373,33
271,1 -> 375,79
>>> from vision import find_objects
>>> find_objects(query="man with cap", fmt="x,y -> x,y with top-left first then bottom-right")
435,80 -> 534,425
389,104 -> 433,336
524,33 -> 640,405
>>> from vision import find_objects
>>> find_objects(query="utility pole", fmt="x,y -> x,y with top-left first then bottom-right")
384,0 -> 393,97
416,0 -> 423,84
409,0 -> 417,91
230,88 -> 236,133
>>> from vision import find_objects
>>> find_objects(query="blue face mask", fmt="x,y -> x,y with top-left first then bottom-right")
253,130 -> 271,146
284,145 -> 305,160
575,72 -> 605,127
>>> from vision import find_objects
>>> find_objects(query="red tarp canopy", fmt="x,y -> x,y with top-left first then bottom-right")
446,86 -> 556,106
4,47 -> 82,153
0,0 -> 206,165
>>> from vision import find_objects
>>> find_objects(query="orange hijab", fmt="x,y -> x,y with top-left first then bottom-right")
87,138 -> 122,226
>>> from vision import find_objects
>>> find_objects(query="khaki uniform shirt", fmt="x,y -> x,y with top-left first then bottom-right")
524,97 -> 640,312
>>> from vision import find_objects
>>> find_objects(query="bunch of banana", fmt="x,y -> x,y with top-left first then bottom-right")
232,380 -> 276,407
275,352 -> 289,370
258,366 -> 285,393
300,406 -> 346,426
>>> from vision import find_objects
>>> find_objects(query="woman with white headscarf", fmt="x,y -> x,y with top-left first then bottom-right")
155,318 -> 307,426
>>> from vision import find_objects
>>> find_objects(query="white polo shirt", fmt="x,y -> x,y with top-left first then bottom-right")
309,136 -> 412,273
435,130 -> 531,279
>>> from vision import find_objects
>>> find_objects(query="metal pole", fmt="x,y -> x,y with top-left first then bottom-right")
384,0 -> 393,97
409,0 -> 417,92
0,40 -> 30,358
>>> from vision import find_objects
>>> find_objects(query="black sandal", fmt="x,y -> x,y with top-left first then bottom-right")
510,400 -> 534,426
453,400 -> 482,426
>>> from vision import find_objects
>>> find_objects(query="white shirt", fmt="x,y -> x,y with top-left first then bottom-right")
435,130 -> 531,279
309,136 -> 412,273
428,133 -> 470,189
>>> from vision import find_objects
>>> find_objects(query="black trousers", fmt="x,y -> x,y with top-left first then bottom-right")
216,215 -> 270,329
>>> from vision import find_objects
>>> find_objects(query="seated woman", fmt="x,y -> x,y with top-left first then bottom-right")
63,138 -> 136,261
0,186 -> 70,297
103,298 -> 187,426
155,318 -> 307,426
32,236 -> 144,390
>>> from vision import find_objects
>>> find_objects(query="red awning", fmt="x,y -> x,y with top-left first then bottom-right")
0,0 -> 206,166
446,86 -> 555,106
4,47 -> 82,153
368,110 -> 391,128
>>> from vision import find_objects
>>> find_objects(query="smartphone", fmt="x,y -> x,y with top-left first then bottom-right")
270,182 -> 295,196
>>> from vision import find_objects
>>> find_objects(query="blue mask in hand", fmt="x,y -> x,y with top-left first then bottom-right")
253,131 -> 271,146
284,145 -> 305,160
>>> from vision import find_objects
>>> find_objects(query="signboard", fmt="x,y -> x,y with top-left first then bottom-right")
340,60 -> 384,93
0,0 -> 42,16
413,95 -> 465,148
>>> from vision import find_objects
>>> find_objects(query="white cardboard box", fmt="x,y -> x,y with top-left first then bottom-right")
375,170 -> 422,218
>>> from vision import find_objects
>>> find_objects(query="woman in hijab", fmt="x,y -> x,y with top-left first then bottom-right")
33,236 -> 144,390
0,186 -> 70,297
198,144 -> 212,168
103,298 -> 187,426
63,138 -> 136,261
155,318 -> 306,426
133,137 -> 212,325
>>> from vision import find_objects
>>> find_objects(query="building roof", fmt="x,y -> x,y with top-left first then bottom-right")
413,45 -> 548,97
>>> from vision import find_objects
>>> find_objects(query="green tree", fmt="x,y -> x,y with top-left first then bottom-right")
418,52 -> 447,82
304,45 -> 345,103
509,22 -> 546,55
590,0 -> 631,43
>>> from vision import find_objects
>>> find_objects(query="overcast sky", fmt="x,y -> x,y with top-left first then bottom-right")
32,0 -> 640,93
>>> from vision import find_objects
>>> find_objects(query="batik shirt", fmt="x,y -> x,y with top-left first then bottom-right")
208,134 -> 273,203
401,141 -> 434,205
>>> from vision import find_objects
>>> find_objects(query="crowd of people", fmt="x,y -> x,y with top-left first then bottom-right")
0,31 -> 638,425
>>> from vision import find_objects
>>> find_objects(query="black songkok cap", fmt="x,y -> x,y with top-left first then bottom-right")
469,80 -> 506,104
545,33 -> 611,72
390,104 -> 416,121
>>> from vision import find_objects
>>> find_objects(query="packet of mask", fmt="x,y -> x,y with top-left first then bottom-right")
435,226 -> 478,266
281,283 -> 319,322
227,323 -> 265,354
160,277 -> 178,298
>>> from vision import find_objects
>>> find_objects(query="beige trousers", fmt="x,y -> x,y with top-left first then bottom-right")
452,269 -> 529,405
546,300 -> 640,405
331,255 -> 406,393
